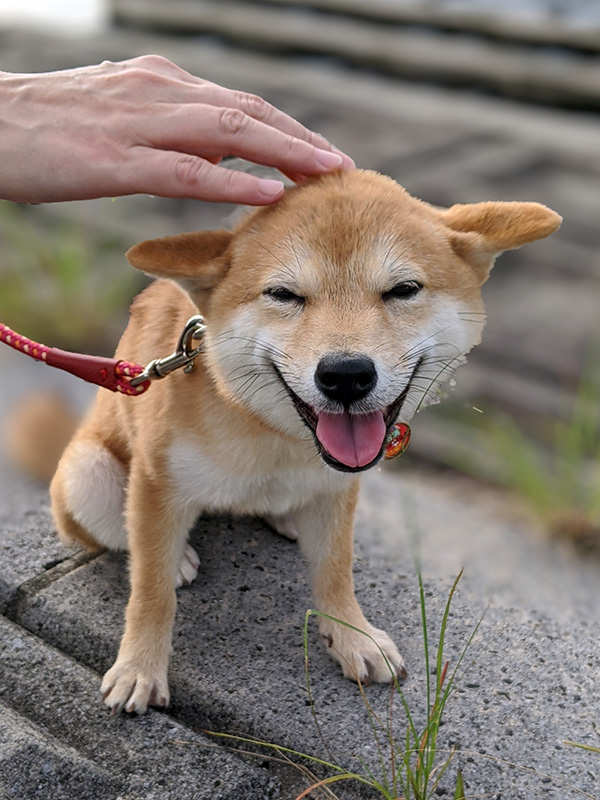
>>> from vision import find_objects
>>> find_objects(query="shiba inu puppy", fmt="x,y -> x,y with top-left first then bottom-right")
49,170 -> 560,714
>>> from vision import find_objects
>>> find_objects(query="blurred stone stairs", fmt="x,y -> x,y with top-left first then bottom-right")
112,0 -> 600,107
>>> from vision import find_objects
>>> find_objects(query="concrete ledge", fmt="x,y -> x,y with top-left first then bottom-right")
3,508 -> 598,798
112,0 -> 600,107
0,615 -> 280,799
221,0 -> 600,51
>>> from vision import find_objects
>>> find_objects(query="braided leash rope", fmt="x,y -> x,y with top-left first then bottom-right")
0,323 -> 151,396
0,323 -> 50,362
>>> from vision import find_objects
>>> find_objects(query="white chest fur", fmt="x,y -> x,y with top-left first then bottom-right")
167,435 -> 349,516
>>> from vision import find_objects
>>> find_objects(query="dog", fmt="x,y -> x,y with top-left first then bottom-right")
47,169 -> 560,714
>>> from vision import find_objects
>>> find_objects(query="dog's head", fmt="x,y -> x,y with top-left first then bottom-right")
127,170 -> 560,473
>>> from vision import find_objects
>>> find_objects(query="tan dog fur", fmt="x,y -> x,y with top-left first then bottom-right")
49,170 -> 561,714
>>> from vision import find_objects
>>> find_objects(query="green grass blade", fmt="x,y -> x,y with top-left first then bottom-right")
308,610 -> 420,749
454,767 -> 465,799
418,571 -> 432,721
353,675 -> 392,793
303,610 -> 337,765
294,771 -> 388,800
563,740 -> 600,754
201,730 -> 348,775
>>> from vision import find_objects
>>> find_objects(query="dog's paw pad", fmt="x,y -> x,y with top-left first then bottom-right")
175,543 -> 200,588
101,661 -> 169,715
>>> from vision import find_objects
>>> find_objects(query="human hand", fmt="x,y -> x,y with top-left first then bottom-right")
0,55 -> 354,205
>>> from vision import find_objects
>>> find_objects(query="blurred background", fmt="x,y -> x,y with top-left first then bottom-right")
1,0 -> 600,554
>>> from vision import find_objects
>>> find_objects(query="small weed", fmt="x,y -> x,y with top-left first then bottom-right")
199,570 -> 478,800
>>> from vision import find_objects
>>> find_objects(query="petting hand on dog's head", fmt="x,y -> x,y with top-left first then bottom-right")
0,55 -> 355,206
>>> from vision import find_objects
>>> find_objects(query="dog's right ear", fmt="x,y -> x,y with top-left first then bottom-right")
126,230 -> 233,302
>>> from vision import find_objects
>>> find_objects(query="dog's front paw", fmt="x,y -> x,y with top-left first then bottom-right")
101,658 -> 169,715
320,618 -> 406,685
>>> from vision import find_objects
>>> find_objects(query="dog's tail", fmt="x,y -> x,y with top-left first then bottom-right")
2,392 -> 79,483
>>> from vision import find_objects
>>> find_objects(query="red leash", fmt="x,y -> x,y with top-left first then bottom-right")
0,323 -> 150,396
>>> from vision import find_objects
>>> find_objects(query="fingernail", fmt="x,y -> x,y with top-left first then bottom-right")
315,150 -> 344,170
333,149 -> 356,169
258,179 -> 285,198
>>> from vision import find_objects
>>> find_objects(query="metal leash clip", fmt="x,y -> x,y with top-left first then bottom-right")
130,315 -> 207,387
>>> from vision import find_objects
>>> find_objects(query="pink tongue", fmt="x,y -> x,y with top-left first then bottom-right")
315,411 -> 386,468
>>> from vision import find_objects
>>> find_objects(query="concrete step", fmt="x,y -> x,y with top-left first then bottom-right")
0,615 -> 279,800
205,0 -> 600,51
112,0 -> 600,107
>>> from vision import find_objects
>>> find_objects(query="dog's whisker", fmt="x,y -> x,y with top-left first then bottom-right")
212,336 -> 292,362
399,320 -> 470,361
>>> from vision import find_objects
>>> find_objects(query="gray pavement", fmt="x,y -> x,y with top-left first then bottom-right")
1,616 -> 278,800
1,21 -> 600,800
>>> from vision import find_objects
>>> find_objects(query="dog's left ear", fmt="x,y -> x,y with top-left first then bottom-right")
442,201 -> 562,282
126,230 -> 233,302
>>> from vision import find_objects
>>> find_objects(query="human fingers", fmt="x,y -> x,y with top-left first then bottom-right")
95,57 -> 354,167
183,84 -> 354,167
123,148 -> 286,204
147,104 -> 349,177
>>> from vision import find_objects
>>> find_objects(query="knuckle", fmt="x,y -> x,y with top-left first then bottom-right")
219,166 -> 241,197
219,107 -> 249,136
137,53 -> 172,69
117,66 -> 154,89
121,55 -> 174,86
283,133 -> 301,157
174,155 -> 209,188
237,92 -> 270,121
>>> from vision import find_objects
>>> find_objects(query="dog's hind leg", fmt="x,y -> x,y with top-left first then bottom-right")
51,434 -> 200,587
50,436 -> 128,552
176,542 -> 201,587
262,512 -> 299,541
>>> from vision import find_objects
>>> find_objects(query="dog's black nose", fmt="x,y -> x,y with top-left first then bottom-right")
315,355 -> 377,406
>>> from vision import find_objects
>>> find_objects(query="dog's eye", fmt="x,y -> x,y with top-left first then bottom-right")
383,281 -> 423,301
264,287 -> 305,304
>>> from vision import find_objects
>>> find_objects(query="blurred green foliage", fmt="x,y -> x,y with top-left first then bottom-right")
0,201 -> 146,354
447,358 -> 600,553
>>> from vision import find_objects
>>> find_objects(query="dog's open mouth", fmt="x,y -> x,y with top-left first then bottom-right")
316,410 -> 386,469
272,360 -> 421,473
